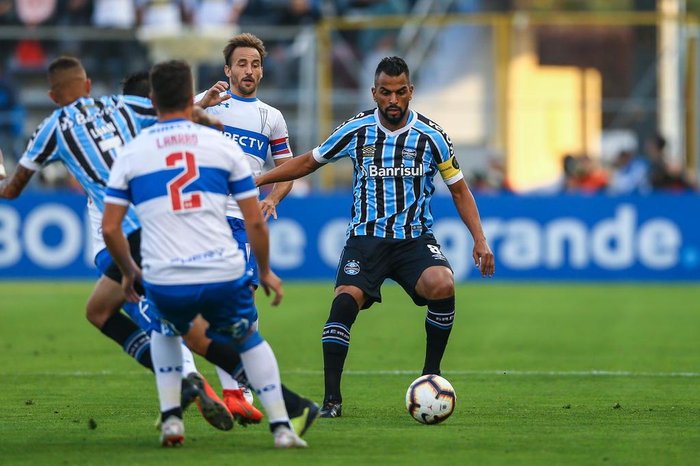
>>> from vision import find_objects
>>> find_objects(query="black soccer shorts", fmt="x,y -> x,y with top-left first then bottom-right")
103,229 -> 145,295
334,234 -> 453,309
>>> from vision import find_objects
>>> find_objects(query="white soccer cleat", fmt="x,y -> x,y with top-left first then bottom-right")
273,426 -> 308,449
160,416 -> 185,447
242,386 -> 255,405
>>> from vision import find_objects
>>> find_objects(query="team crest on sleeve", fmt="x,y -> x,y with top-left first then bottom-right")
343,260 -> 361,275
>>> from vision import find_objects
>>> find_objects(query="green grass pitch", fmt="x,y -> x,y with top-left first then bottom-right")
1,281 -> 699,465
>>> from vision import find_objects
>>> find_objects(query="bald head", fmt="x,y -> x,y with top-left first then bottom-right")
48,56 -> 90,105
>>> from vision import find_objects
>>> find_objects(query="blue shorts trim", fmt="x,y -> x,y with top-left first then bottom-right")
227,217 -> 259,287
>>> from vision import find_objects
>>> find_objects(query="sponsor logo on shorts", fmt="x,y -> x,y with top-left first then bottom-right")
344,260 -> 361,275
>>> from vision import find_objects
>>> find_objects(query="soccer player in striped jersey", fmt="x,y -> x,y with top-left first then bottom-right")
102,59 -> 306,448
256,56 -> 496,418
0,56 -> 248,430
194,32 -> 295,422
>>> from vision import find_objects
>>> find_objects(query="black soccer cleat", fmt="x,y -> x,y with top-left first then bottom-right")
180,377 -> 200,412
290,398 -> 320,436
319,399 -> 342,418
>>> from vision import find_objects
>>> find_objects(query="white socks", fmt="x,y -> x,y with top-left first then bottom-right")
240,340 -> 288,424
151,331 -> 183,413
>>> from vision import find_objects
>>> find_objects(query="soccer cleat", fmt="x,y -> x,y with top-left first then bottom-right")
241,386 -> 255,405
223,388 -> 263,426
180,376 -> 200,412
187,372 -> 234,431
289,398 -> 320,437
319,399 -> 342,418
160,416 -> 185,447
273,425 -> 308,449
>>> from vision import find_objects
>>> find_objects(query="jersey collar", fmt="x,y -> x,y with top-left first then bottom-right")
227,91 -> 258,102
374,108 -> 416,136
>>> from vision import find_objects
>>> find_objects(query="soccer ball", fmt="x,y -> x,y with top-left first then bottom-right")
405,374 -> 456,424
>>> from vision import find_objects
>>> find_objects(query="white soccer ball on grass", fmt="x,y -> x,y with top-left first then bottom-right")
405,374 -> 456,424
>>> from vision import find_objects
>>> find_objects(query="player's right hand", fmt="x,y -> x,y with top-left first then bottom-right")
197,81 -> 231,108
259,269 -> 283,306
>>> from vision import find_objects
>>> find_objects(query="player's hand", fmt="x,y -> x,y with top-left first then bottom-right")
473,238 -> 495,278
197,81 -> 230,108
192,107 -> 224,131
121,265 -> 143,303
258,269 -> 283,306
259,198 -> 278,220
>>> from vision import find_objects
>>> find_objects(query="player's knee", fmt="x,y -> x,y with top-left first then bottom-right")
85,300 -> 114,328
417,267 -> 454,300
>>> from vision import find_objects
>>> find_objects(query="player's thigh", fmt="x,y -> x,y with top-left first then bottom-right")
391,235 -> 454,304
98,229 -> 145,295
85,275 -> 125,326
182,315 -> 210,356
335,236 -> 394,309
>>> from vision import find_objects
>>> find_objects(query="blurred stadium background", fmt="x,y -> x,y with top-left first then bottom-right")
1,0 -> 699,282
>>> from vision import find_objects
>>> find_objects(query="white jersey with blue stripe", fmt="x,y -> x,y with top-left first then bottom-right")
19,95 -> 157,250
312,109 -> 464,240
105,119 -> 256,285
195,91 -> 292,219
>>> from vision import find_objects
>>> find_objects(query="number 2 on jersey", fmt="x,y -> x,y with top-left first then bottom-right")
166,151 -> 202,211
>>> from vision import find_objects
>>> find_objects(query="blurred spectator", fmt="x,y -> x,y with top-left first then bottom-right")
185,0 -> 247,27
645,133 -> 695,192
0,67 -> 23,162
264,0 -> 322,88
136,0 -> 187,31
607,149 -> 650,195
93,0 -> 136,28
569,154 -> 608,193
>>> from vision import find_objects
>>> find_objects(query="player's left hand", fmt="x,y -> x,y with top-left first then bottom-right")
473,238 -> 495,278
196,81 -> 231,108
259,198 -> 278,220
121,265 -> 143,303
259,269 -> 283,306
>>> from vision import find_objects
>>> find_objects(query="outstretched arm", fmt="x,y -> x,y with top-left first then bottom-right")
255,151 -> 322,187
448,179 -> 495,278
0,151 -> 35,199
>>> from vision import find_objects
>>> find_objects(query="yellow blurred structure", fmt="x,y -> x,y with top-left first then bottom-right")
507,33 -> 602,191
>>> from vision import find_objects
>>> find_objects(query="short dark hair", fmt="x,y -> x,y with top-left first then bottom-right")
374,56 -> 410,84
48,56 -> 83,76
223,32 -> 267,66
121,70 -> 150,97
149,60 -> 193,113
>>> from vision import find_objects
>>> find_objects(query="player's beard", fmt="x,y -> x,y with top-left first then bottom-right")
380,104 -> 406,125
235,77 -> 258,97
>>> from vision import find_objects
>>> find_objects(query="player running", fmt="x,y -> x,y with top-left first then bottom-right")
102,59 -> 307,448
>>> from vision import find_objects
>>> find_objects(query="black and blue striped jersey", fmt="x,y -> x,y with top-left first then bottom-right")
19,95 -> 157,239
312,108 -> 464,239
